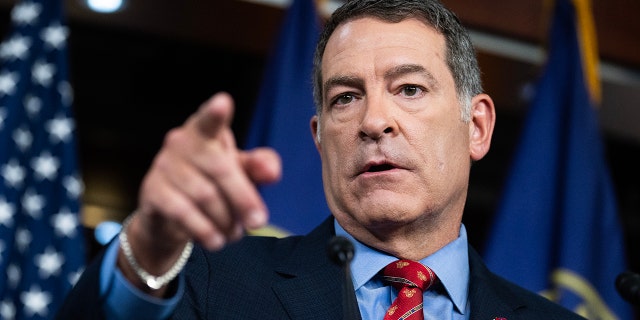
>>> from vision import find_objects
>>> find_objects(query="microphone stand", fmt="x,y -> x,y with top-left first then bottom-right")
327,236 -> 359,319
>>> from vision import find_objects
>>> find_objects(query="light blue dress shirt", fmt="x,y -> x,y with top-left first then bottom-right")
100,222 -> 471,319
100,237 -> 182,320
335,221 -> 470,320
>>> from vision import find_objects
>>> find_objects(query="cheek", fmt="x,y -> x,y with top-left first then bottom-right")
320,135 -> 349,178
323,140 -> 352,176
321,120 -> 355,157
435,131 -> 471,180
412,122 -> 468,173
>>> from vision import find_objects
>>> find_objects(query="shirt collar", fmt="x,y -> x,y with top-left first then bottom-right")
334,221 -> 470,314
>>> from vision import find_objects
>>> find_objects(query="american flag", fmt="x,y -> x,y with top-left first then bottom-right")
0,0 -> 85,319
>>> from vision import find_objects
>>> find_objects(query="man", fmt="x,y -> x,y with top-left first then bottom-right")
59,0 -> 584,319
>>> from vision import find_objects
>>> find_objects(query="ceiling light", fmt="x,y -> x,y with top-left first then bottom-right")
84,0 -> 126,13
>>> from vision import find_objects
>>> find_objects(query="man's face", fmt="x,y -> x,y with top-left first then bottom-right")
311,17 -> 479,238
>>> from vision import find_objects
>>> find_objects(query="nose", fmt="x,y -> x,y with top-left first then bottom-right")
358,95 -> 397,140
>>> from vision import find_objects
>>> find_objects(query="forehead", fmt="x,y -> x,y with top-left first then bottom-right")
321,17 -> 450,83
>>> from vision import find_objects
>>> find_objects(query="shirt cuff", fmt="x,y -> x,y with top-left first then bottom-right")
100,237 -> 184,320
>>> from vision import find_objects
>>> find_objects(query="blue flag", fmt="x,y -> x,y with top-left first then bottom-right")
245,0 -> 324,235
483,0 -> 632,318
0,0 -> 85,319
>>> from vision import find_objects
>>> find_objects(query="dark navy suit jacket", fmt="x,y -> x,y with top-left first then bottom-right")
57,217 -> 584,319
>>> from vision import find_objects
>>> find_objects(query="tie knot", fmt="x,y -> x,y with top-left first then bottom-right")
383,259 -> 436,292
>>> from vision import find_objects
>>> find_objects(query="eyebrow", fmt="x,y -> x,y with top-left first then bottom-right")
323,75 -> 365,99
384,64 -> 438,87
322,64 -> 439,101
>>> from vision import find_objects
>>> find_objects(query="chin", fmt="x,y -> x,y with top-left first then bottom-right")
357,206 -> 421,227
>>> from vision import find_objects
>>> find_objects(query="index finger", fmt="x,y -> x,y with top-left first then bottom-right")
191,92 -> 235,139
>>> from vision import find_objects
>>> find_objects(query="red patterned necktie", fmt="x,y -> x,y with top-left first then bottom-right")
382,259 -> 437,320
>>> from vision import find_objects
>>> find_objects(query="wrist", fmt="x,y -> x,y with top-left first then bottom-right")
117,212 -> 193,292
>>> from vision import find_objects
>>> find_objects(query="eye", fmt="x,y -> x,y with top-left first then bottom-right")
400,85 -> 425,97
331,93 -> 356,106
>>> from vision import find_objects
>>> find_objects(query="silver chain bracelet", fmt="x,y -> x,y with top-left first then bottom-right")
119,213 -> 194,290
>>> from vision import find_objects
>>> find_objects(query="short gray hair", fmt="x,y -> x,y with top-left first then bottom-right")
312,0 -> 482,122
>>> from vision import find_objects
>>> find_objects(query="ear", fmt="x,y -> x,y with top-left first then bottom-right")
468,93 -> 496,161
310,115 -> 322,152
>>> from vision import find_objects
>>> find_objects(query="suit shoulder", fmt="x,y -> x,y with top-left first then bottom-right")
468,247 -> 585,319
190,234 -> 304,270
488,272 -> 587,319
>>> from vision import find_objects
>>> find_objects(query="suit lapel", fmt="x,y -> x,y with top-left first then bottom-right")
468,247 -> 525,320
270,221 -> 530,320
272,217 -> 361,319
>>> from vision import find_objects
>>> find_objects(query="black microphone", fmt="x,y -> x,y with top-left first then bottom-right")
615,271 -> 640,306
327,236 -> 355,266
327,236 -> 359,319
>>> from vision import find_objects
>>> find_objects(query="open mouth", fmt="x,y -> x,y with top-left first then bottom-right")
367,163 -> 396,172
360,161 -> 399,175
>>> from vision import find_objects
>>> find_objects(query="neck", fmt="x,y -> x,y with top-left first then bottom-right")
339,212 -> 462,261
